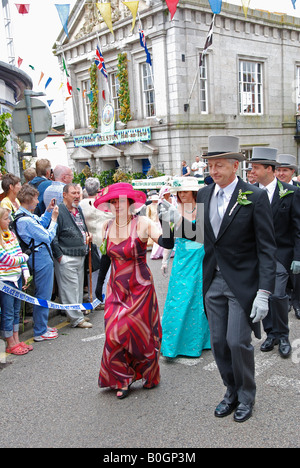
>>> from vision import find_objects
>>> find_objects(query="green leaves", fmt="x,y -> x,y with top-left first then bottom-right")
277,180 -> 293,199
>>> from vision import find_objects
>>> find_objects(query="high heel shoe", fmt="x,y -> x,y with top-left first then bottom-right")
116,388 -> 129,399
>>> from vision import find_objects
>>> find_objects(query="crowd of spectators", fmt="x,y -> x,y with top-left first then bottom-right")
0,159 -> 108,353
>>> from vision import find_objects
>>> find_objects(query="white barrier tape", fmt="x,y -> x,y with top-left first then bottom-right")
0,280 -> 100,311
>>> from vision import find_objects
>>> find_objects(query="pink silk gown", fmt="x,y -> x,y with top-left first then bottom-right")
98,217 -> 162,390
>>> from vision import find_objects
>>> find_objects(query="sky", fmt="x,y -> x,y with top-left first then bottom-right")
9,0 -> 300,115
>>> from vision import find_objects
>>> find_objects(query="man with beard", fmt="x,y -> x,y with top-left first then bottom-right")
52,183 -> 93,328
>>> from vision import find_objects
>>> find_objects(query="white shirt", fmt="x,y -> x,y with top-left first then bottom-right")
259,177 -> 277,203
191,161 -> 206,176
214,177 -> 239,214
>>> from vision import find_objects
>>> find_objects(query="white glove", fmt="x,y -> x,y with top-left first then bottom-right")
158,200 -> 181,224
250,290 -> 270,323
291,260 -> 300,275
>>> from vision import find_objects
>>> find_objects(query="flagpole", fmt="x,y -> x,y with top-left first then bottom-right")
137,12 -> 154,86
95,31 -> 112,104
187,14 -> 215,108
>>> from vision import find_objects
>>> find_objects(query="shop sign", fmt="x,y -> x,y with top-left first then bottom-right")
74,127 -> 151,147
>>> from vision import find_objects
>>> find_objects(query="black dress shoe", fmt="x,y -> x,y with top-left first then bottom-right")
234,402 -> 254,423
260,337 -> 278,352
278,338 -> 291,358
294,306 -> 300,320
214,399 -> 238,418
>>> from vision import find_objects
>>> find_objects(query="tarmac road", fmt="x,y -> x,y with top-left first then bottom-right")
0,254 -> 299,449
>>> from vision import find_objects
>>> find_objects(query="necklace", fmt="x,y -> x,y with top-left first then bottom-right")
115,216 -> 132,228
184,206 -> 196,214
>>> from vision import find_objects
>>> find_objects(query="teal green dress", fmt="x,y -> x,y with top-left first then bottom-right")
161,236 -> 211,358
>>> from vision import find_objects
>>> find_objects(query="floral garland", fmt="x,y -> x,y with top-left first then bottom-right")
117,53 -> 131,124
89,63 -> 99,130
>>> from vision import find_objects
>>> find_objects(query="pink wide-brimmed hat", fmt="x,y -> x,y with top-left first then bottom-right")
94,182 -> 146,212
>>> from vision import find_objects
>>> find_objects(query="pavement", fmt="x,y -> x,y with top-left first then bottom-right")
0,254 -> 299,449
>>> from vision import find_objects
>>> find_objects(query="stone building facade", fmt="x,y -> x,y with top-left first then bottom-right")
55,0 -> 300,177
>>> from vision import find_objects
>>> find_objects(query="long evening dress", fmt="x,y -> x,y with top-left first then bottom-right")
98,217 -> 162,390
161,235 -> 211,358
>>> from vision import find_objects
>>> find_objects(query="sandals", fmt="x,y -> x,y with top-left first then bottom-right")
6,344 -> 28,355
19,342 -> 33,352
117,388 -> 130,399
116,380 -> 135,399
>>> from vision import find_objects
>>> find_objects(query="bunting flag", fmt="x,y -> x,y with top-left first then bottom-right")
87,92 -> 94,103
242,0 -> 251,18
17,57 -> 23,68
165,0 -> 179,20
102,90 -> 106,100
95,45 -> 108,79
59,82 -> 64,90
96,2 -> 114,35
38,72 -> 45,86
208,0 -> 222,14
67,80 -> 72,95
55,4 -> 70,38
29,64 -> 35,70
139,27 -> 152,66
15,4 -> 30,14
47,100 -> 54,107
62,57 -> 70,77
199,15 -> 215,67
123,1 -> 139,31
45,77 -> 52,89
292,0 -> 296,8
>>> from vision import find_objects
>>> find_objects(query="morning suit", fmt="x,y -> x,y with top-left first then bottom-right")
180,176 -> 277,405
260,179 -> 300,339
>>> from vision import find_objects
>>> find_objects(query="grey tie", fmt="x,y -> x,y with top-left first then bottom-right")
210,189 -> 225,237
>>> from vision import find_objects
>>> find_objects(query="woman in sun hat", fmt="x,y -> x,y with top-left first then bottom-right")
160,177 -> 211,358
94,182 -> 174,399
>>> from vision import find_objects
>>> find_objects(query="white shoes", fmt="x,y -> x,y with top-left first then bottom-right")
77,320 -> 93,328
34,330 -> 58,342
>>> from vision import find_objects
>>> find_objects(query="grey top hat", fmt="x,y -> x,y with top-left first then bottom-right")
250,147 -> 278,166
203,136 -> 245,162
276,154 -> 297,171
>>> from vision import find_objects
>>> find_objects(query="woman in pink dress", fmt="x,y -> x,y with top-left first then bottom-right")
94,183 -> 173,399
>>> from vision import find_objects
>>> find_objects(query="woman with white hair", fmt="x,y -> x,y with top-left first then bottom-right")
80,178 -> 113,304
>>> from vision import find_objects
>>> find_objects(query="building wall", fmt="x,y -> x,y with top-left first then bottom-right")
56,1 -> 300,176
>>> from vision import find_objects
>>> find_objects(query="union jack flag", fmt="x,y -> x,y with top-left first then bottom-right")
139,28 -> 152,66
95,45 -> 108,78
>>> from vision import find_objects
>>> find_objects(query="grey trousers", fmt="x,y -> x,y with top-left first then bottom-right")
54,255 -> 85,327
205,271 -> 256,406
262,261 -> 289,339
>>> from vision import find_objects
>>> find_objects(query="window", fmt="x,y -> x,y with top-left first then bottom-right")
82,79 -> 91,128
199,55 -> 208,114
239,61 -> 263,115
110,72 -> 120,121
142,63 -> 156,117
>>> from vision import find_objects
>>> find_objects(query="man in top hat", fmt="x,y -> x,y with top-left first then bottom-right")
275,154 -> 298,186
159,135 -> 277,423
275,154 -> 300,320
250,148 -> 300,354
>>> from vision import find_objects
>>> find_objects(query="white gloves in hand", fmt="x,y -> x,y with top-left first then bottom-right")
250,289 -> 270,323
158,200 -> 181,224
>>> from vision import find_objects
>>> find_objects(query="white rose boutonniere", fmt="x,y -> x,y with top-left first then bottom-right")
229,189 -> 253,217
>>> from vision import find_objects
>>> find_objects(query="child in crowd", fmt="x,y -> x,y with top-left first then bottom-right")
0,207 -> 31,355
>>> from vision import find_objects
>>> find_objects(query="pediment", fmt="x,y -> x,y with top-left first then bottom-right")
94,145 -> 124,159
70,146 -> 93,160
56,0 -> 150,45
124,141 -> 158,157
